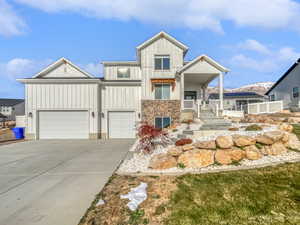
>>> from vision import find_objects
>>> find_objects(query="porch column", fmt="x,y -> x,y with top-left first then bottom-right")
201,85 -> 207,108
219,72 -> 224,110
180,73 -> 185,110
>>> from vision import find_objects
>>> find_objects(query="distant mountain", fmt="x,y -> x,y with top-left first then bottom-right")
208,82 -> 274,95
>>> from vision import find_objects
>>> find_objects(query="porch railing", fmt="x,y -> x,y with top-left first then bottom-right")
183,100 -> 195,109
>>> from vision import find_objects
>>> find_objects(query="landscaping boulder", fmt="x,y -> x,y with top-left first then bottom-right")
215,150 -> 232,165
244,145 -> 262,160
281,132 -> 290,143
260,145 -> 272,155
256,135 -> 274,145
270,142 -> 288,155
278,123 -> 293,133
216,136 -> 233,149
148,154 -> 177,170
193,140 -> 216,150
233,135 -> 256,147
177,149 -> 214,168
228,147 -> 246,161
167,147 -> 183,157
264,131 -> 284,142
182,145 -> 195,151
284,133 -> 300,150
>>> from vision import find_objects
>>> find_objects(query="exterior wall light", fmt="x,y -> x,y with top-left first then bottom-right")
91,112 -> 95,118
28,112 -> 33,117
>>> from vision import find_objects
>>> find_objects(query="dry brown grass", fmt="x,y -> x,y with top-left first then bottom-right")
79,175 -> 177,225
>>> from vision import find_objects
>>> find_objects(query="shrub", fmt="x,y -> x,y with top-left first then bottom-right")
245,124 -> 263,131
182,119 -> 194,124
135,122 -> 172,154
177,163 -> 186,169
175,138 -> 193,146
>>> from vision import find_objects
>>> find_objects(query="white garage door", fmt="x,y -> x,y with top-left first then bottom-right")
108,111 -> 136,138
38,111 -> 89,139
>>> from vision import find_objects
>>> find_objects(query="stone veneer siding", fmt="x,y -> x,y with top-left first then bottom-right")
141,100 -> 181,126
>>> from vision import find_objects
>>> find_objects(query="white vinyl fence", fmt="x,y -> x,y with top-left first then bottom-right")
248,101 -> 283,114
15,115 -> 26,127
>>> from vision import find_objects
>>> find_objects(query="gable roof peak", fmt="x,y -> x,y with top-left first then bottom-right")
33,57 -> 94,78
136,31 -> 189,53
177,54 -> 230,74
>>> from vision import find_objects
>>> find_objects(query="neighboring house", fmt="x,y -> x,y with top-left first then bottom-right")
0,99 -> 25,121
266,58 -> 300,109
17,31 -> 229,140
209,92 -> 266,111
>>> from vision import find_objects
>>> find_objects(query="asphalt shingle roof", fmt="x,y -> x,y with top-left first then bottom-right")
209,92 -> 263,99
0,99 -> 24,107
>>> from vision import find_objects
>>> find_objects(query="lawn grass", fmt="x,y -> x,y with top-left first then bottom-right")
292,124 -> 300,139
164,163 -> 300,225
80,163 -> 300,225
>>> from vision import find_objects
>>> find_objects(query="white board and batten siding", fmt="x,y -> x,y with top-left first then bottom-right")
104,65 -> 141,80
140,37 -> 183,100
101,85 -> 141,138
25,83 -> 99,139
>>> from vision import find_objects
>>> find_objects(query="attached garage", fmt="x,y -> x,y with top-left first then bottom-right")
38,111 -> 89,139
108,111 -> 136,138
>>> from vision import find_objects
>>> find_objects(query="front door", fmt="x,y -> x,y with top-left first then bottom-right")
184,91 -> 197,100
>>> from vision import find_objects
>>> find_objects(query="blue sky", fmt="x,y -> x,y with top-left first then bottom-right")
1,0 -> 300,98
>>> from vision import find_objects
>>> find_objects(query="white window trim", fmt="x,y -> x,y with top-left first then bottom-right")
154,55 -> 170,71
154,116 -> 171,129
154,83 -> 171,100
117,67 -> 130,79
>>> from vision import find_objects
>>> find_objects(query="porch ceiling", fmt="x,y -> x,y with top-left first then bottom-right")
184,73 -> 218,85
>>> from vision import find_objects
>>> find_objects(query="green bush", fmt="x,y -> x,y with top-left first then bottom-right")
245,124 -> 263,131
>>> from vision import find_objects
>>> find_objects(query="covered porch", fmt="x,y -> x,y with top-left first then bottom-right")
177,55 -> 229,117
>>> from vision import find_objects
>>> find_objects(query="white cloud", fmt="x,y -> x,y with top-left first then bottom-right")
0,58 -> 52,79
0,0 -> 26,36
238,39 -> 271,55
230,54 -> 277,72
230,38 -> 300,72
278,47 -> 300,61
15,0 -> 300,33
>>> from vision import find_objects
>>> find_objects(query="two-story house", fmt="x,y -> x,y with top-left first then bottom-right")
0,99 -> 25,121
18,31 -> 229,140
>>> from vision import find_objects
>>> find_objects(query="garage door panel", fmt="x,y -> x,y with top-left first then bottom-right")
39,111 -> 89,139
108,112 -> 135,139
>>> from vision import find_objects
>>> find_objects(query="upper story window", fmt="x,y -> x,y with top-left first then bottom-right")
269,94 -> 275,101
117,68 -> 130,78
154,55 -> 170,70
155,83 -> 170,100
293,87 -> 299,98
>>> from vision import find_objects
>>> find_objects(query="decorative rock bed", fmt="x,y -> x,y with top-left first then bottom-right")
118,124 -> 300,175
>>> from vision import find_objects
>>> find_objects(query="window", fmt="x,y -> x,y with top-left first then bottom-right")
155,84 -> 170,99
154,55 -> 170,70
293,87 -> 299,98
269,94 -> 275,101
155,117 -> 171,129
117,68 -> 130,78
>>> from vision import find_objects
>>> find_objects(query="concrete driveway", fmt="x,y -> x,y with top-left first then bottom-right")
0,139 -> 134,225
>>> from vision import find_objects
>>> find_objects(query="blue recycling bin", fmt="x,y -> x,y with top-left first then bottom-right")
12,127 -> 25,139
